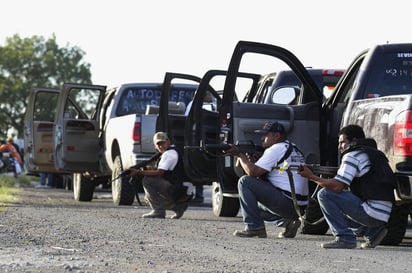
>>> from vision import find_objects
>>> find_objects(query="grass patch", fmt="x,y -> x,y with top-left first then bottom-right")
0,187 -> 20,205
0,174 -> 37,211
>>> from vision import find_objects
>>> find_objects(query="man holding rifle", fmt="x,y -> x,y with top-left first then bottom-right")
128,132 -> 190,219
225,121 -> 308,238
297,125 -> 393,249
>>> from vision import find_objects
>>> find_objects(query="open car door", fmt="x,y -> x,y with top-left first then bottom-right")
212,41 -> 323,216
24,88 -> 61,173
53,83 -> 107,172
156,72 -> 201,147
183,69 -> 261,185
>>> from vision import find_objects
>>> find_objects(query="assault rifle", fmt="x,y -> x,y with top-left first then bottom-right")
201,140 -> 265,157
109,152 -> 162,183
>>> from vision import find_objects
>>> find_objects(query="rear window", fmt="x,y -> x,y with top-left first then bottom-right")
115,85 -> 197,116
363,52 -> 412,98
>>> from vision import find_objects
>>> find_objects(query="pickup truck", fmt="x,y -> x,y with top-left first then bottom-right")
24,81 -> 198,205
186,41 -> 412,245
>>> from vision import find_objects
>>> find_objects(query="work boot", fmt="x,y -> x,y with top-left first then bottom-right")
142,210 -> 165,219
233,228 -> 267,238
171,203 -> 188,219
361,228 -> 388,249
278,219 -> 301,238
321,239 -> 357,249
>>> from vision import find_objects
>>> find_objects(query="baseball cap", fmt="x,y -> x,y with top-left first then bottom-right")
153,132 -> 169,145
254,121 -> 286,135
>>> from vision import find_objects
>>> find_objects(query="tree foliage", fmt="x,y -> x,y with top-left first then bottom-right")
0,34 -> 92,138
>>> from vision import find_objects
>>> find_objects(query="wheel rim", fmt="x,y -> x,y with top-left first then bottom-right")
212,182 -> 221,210
73,173 -> 80,200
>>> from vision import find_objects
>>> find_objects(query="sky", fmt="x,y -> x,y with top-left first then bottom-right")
1,0 -> 410,88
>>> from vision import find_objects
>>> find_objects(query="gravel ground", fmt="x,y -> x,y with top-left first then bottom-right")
0,185 -> 412,273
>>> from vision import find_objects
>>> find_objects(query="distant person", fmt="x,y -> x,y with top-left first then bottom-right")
128,132 -> 191,219
37,172 -> 54,188
6,137 -> 22,159
184,90 -> 215,116
6,137 -> 24,170
298,125 -> 394,249
0,139 -> 22,177
225,121 -> 308,238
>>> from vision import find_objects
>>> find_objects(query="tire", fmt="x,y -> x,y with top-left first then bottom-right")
380,204 -> 409,246
212,182 -> 240,217
301,198 -> 329,235
73,173 -> 95,201
112,156 -> 135,205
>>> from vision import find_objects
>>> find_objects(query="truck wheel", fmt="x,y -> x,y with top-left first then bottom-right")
112,156 -> 135,205
380,204 -> 409,246
73,173 -> 95,201
301,198 -> 329,235
212,182 -> 240,217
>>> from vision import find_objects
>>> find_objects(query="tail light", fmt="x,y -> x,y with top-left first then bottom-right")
394,110 -> 412,156
133,122 -> 141,143
322,69 -> 345,77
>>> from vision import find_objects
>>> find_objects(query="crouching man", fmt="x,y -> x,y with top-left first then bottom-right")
129,132 -> 189,219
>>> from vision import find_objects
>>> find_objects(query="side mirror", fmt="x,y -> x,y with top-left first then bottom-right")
271,86 -> 300,105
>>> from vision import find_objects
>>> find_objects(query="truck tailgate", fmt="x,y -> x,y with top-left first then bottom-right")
345,94 -> 412,171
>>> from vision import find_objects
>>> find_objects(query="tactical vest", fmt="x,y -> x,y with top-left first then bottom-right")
162,146 -> 186,187
342,143 -> 396,203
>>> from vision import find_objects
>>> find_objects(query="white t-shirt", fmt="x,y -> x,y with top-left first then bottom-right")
255,141 -> 308,196
157,149 -> 178,171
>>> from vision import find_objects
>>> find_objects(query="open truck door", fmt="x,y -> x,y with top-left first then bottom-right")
213,41 -> 323,217
53,83 -> 107,172
156,72 -> 201,146
183,70 -> 261,214
24,88 -> 61,173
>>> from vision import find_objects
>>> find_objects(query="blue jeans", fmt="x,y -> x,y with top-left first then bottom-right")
238,175 -> 299,230
39,173 -> 54,186
317,188 -> 386,243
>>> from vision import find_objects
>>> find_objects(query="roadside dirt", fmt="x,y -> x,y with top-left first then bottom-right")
0,186 -> 411,273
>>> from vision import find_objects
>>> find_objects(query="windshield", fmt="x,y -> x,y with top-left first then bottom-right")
116,85 -> 197,116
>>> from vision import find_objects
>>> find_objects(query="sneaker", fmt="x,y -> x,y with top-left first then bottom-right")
233,228 -> 267,238
321,240 -> 357,249
278,219 -> 301,238
142,210 -> 165,219
171,203 -> 188,219
361,228 -> 388,249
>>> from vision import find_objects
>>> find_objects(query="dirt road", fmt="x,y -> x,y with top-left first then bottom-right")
0,186 -> 411,273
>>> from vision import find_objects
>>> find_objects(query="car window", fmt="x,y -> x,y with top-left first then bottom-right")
64,87 -> 100,120
34,91 -> 58,122
363,52 -> 412,98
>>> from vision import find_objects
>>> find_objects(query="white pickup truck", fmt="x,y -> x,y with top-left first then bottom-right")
24,80 -> 198,205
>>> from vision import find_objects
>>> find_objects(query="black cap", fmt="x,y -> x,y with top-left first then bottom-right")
254,121 -> 286,135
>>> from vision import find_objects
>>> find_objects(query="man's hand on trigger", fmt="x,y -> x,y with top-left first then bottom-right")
128,168 -> 143,176
297,164 -> 313,179
223,144 -> 240,156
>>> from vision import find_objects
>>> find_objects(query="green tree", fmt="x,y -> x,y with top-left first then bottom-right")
0,34 -> 92,138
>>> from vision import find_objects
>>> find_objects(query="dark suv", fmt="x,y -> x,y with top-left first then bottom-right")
245,68 -> 344,104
